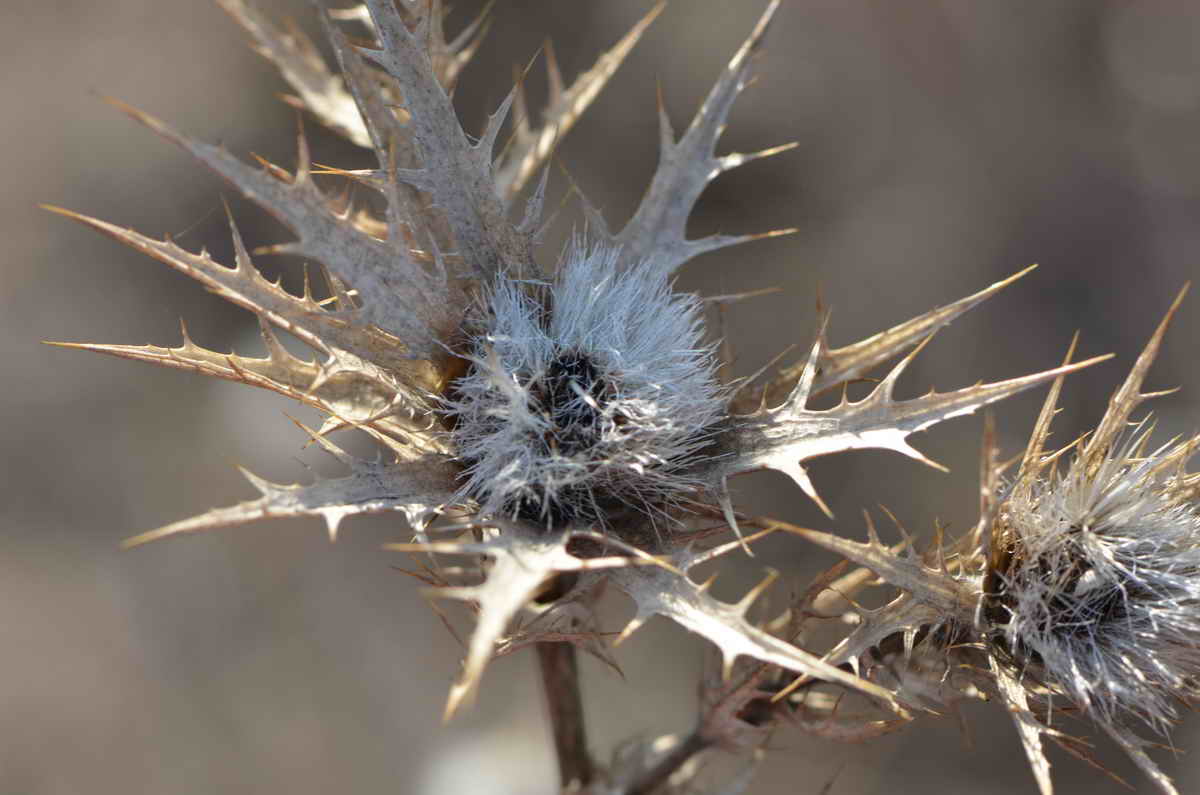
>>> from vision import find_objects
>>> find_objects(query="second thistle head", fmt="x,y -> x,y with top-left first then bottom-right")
778,288 -> 1198,792
983,425 -> 1200,732
981,287 -> 1200,736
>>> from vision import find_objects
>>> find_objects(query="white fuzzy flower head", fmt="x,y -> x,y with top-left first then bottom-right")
984,426 -> 1200,733
445,240 -> 726,535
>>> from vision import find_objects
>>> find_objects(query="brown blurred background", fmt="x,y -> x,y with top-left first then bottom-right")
5,0 -> 1200,792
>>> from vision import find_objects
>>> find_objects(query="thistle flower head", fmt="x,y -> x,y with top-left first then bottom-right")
985,425 -> 1200,732
446,240 -> 725,532
978,288 -> 1200,742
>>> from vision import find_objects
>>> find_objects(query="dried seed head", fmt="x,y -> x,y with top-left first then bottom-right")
978,289 -> 1199,745
984,427 -> 1200,733
445,240 -> 726,532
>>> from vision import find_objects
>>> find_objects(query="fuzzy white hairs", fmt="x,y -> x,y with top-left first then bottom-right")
447,239 -> 725,533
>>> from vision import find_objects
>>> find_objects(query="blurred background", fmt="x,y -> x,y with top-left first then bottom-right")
5,0 -> 1200,792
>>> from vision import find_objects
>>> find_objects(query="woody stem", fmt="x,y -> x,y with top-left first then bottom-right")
536,641 -> 594,788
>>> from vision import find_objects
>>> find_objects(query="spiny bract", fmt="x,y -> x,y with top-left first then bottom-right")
45,1 -> 1192,793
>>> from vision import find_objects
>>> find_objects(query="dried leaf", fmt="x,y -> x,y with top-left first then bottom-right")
741,265 -> 1040,413
45,315 -> 416,436
612,0 -> 794,273
218,0 -> 372,146
123,453 -> 459,547
608,562 -> 908,716
1082,284 -> 1189,470
91,101 -> 459,355
493,2 -> 665,201
354,0 -> 538,279
779,521 -> 974,635
1100,722 -> 1180,795
719,326 -> 1110,521
992,658 -> 1056,795
387,527 -> 664,718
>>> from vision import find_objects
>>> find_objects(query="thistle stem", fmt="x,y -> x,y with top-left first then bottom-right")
625,731 -> 710,795
536,641 -> 594,788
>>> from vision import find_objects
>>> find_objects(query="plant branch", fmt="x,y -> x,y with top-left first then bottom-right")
536,641 -> 594,789
625,731 -> 711,795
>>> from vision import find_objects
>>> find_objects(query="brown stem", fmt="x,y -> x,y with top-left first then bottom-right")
625,731 -> 710,795
536,641 -> 593,789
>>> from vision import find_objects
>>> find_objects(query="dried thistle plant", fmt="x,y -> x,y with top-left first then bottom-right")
44,1 -> 1198,793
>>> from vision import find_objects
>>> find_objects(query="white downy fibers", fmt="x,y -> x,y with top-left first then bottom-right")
447,241 -> 726,531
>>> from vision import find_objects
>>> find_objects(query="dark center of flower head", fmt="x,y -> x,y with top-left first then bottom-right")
984,527 -> 1142,663
531,350 -> 607,457
1037,559 -> 1135,638
512,349 -> 616,528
